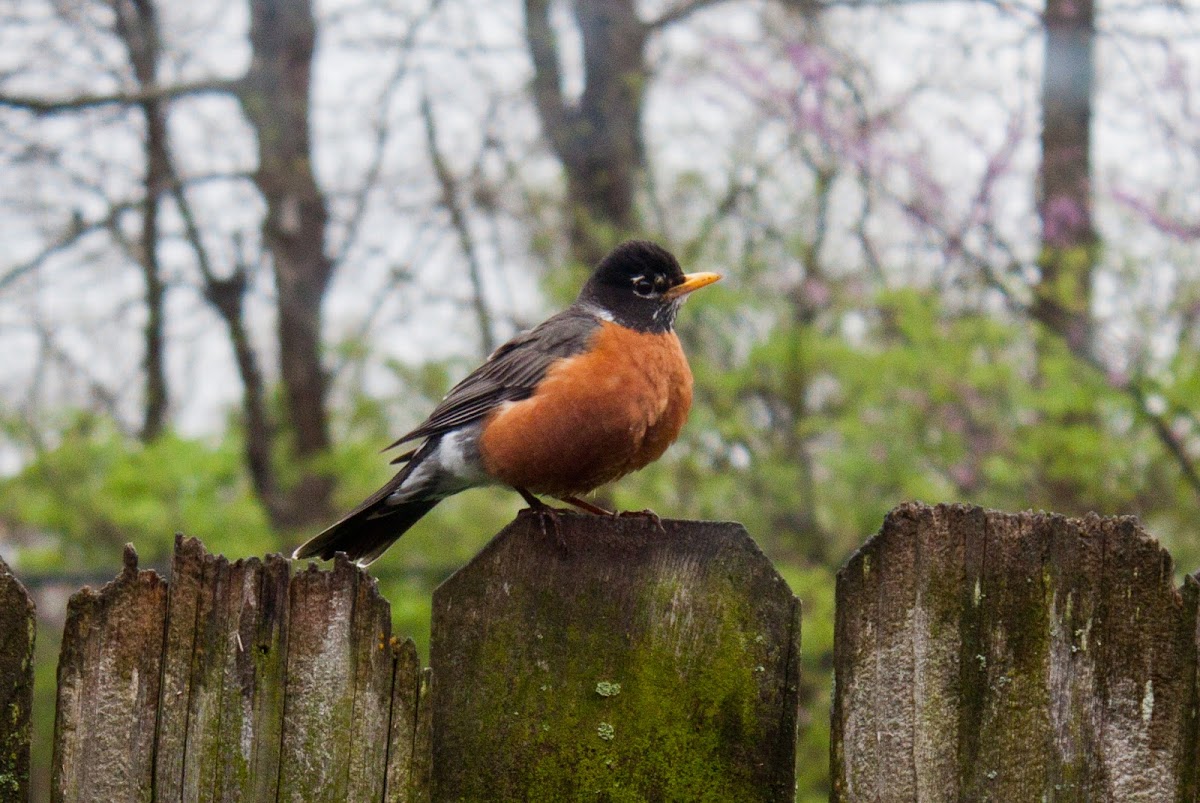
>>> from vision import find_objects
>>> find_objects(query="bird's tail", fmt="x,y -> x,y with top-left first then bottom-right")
293,454 -> 440,565
293,497 -> 440,566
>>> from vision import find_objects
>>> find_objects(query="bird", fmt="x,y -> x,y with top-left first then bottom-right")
293,240 -> 721,565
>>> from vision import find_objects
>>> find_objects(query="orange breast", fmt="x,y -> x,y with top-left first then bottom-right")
478,322 -> 693,497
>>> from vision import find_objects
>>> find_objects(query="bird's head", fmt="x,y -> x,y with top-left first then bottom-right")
578,240 -> 721,333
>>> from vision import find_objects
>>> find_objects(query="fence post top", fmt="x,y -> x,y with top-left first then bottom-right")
437,509 -> 786,595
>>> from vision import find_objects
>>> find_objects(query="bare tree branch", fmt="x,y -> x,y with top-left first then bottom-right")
163,153 -> 283,521
328,0 -> 442,268
893,188 -> 1200,505
648,0 -> 735,30
421,91 -> 496,358
0,78 -> 238,116
0,204 -> 135,293
31,322 -> 128,430
112,0 -> 170,442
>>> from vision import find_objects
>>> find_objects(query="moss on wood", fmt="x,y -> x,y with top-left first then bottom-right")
0,557 -> 34,801
431,513 -> 800,801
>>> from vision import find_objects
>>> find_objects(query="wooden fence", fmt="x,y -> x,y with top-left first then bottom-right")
3,512 -> 799,801
833,503 -> 1200,801
1,503 -> 1198,800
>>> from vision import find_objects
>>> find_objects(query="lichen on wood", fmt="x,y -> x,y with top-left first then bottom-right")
430,512 -> 801,801
46,535 -> 429,801
276,554 -> 397,803
153,535 -> 290,802
0,556 -> 34,802
51,545 -> 167,803
832,502 -> 1200,802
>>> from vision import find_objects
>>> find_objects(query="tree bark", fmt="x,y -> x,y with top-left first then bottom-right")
524,0 -> 648,267
238,0 -> 334,526
1031,0 -> 1097,512
1033,0 -> 1096,355
421,93 -> 497,358
113,0 -> 169,442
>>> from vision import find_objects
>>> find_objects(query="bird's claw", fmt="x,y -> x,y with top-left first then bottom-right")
618,508 -> 665,532
517,488 -> 569,551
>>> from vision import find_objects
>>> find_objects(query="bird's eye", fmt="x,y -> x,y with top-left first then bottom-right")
633,278 -> 654,297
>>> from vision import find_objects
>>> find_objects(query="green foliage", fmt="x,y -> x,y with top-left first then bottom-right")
0,413 -> 272,570
609,271 -> 1200,801
779,564 -> 837,802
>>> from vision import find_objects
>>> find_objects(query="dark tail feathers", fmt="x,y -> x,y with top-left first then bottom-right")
293,496 -> 440,566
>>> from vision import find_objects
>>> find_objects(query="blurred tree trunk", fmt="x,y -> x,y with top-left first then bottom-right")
524,0 -> 647,268
237,0 -> 334,527
113,0 -> 169,442
1033,0 -> 1096,355
1031,0 -> 1097,512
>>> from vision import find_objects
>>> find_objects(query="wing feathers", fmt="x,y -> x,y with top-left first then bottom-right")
384,307 -> 600,450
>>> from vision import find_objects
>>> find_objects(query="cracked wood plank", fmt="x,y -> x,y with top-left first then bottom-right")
153,535 -> 290,802
51,545 -> 167,803
276,556 -> 396,803
833,502 -> 1200,802
49,535 -> 428,802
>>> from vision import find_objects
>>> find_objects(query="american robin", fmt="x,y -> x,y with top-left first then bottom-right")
293,240 -> 721,565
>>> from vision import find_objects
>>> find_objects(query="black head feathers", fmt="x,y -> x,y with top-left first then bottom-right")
578,241 -> 718,333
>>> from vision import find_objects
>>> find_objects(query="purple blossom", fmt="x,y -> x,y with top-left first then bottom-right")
1111,187 -> 1200,241
1041,194 -> 1089,246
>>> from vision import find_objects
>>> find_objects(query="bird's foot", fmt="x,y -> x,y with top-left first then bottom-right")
517,488 -> 568,551
562,494 -> 666,533
617,508 -> 665,533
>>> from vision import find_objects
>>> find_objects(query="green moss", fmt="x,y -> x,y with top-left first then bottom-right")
443,538 -> 790,801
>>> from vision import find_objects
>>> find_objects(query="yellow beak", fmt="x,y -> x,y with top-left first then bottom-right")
665,271 -> 722,299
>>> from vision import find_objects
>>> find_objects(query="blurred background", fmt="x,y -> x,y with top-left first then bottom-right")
1,0 -> 1198,798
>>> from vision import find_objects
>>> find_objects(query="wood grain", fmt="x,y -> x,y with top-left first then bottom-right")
833,502 -> 1200,802
431,511 -> 801,801
0,555 -> 34,802
153,535 -> 290,802
276,556 -> 396,802
51,545 -> 167,803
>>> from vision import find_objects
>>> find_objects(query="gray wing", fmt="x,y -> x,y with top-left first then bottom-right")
384,305 -> 600,455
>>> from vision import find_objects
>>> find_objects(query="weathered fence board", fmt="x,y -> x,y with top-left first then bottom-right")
382,641 -> 428,803
395,666 -> 433,803
154,536 -> 291,802
52,546 -> 168,803
44,537 -> 426,802
833,502 -> 1200,802
21,503 -> 1195,800
430,512 -> 802,801
0,555 -> 34,801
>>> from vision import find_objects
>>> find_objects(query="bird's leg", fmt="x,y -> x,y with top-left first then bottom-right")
516,486 -> 550,510
559,495 -> 613,516
516,487 -> 566,549
562,493 -> 664,533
